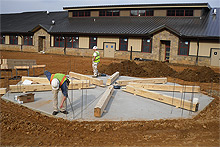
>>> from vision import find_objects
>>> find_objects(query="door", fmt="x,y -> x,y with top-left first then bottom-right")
38,36 -> 45,52
104,42 -> 115,58
211,49 -> 220,67
165,42 -> 170,61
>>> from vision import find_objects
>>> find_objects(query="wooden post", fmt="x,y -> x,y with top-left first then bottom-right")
94,86 -> 114,117
195,38 -> 199,65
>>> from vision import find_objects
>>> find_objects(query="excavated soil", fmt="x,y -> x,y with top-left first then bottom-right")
0,51 -> 219,146
99,60 -> 220,83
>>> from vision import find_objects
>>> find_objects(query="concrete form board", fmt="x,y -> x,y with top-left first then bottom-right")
1,76 -> 214,121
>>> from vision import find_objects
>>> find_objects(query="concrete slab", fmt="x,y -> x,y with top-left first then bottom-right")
2,76 -> 214,121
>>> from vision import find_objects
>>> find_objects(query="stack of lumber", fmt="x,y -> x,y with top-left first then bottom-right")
1,59 -> 36,69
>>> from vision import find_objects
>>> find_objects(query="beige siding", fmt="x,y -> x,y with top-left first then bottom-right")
128,38 -> 142,51
51,36 -> 54,47
91,11 -> 99,17
79,37 -> 89,48
194,10 -> 202,17
97,37 -> 119,50
189,42 -> 197,55
120,10 -> 130,16
68,12 -> 73,17
154,10 -> 166,16
5,35 -> 9,44
189,42 -> 220,56
18,36 -> 22,45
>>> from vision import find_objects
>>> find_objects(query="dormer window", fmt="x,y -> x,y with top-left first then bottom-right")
72,11 -> 90,17
99,10 -> 120,16
130,9 -> 153,16
167,9 -> 193,16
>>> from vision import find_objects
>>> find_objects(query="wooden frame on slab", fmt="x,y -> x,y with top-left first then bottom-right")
128,83 -> 200,93
123,85 -> 199,112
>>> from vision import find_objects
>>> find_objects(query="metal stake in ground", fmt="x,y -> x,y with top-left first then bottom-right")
81,81 -> 83,119
171,79 -> 176,114
189,82 -> 195,115
181,84 -> 186,117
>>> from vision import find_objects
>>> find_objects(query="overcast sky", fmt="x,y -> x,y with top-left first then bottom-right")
0,0 -> 220,14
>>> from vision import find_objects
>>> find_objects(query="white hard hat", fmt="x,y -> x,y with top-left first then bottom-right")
51,78 -> 59,90
93,46 -> 97,50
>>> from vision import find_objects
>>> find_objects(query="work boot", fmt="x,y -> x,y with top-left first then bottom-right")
60,110 -> 68,114
52,111 -> 59,115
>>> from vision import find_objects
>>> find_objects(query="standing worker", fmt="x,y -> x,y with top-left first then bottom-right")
44,70 -> 69,115
92,46 -> 100,78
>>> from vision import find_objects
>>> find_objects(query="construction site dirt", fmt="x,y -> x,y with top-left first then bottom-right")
0,50 -> 219,146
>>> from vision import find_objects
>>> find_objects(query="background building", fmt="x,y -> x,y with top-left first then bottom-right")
0,3 -> 219,66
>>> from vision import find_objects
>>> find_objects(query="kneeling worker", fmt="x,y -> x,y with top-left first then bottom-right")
44,70 -> 69,115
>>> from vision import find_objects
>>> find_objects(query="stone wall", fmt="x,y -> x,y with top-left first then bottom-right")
0,44 -> 21,51
152,30 -> 179,62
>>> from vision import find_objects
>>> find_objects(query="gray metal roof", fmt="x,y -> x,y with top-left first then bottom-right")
0,8 -> 219,39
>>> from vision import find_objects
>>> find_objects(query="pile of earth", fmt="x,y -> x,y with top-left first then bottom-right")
176,66 -> 219,83
99,60 -> 220,83
99,60 -> 176,78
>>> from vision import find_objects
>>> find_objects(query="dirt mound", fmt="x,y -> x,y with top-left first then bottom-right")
138,61 -> 177,77
99,60 -> 177,78
99,60 -> 146,77
176,66 -> 220,83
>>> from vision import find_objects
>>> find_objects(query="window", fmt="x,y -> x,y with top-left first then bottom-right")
0,35 -> 5,44
23,36 -> 33,45
146,9 -> 154,16
142,38 -> 152,53
66,36 -> 79,48
89,37 -> 97,49
167,9 -> 193,16
99,10 -> 119,16
131,9 -> 153,16
179,41 -> 189,55
176,9 -> 184,16
54,36 -> 65,47
185,9 -> 193,16
9,35 -> 18,45
119,38 -> 128,51
72,11 -> 90,17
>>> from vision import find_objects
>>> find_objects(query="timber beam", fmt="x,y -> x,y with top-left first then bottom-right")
106,72 -> 119,86
94,85 -> 114,117
123,85 -> 199,112
69,72 -> 105,87
22,76 -> 49,84
0,88 -> 7,95
116,77 -> 167,86
128,83 -> 200,93
9,80 -> 95,93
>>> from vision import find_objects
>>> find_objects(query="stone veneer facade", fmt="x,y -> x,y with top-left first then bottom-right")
0,29 -> 216,67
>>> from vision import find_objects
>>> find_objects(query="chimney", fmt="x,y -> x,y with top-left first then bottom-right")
213,9 -> 217,15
